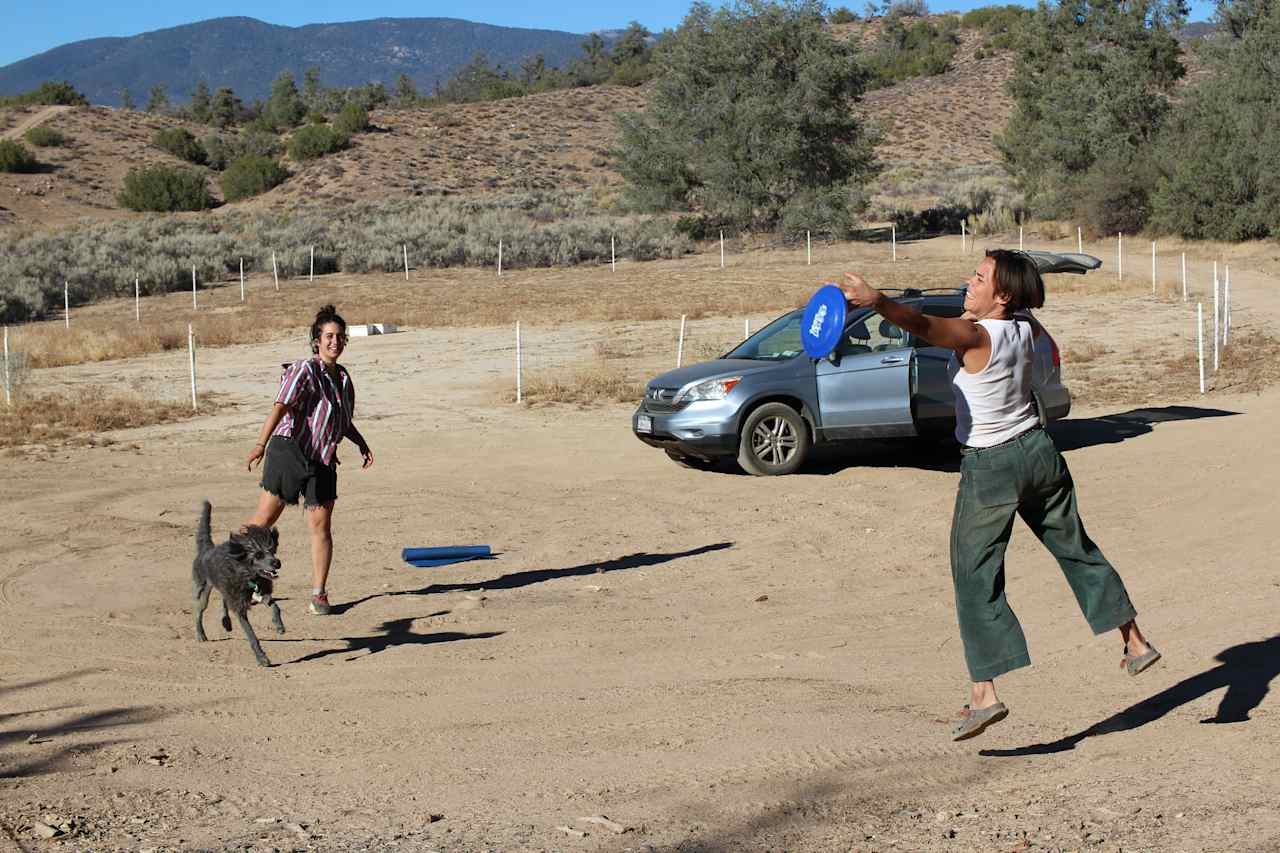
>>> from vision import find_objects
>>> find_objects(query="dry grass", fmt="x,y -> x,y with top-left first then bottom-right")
0,386 -> 208,448
511,360 -> 644,406
1063,341 -> 1110,364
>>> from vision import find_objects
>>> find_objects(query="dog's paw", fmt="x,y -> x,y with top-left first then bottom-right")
274,623 -> 286,635
220,616 -> 232,632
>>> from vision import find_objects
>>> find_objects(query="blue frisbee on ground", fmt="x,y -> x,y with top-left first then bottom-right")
801,284 -> 847,358
402,545 -> 494,569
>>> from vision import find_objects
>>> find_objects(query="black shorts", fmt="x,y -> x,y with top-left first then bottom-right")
260,435 -> 337,508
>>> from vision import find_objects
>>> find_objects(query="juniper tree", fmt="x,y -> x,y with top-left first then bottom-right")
614,0 -> 876,234
1149,0 -> 1280,238
190,80 -> 212,123
996,0 -> 1186,219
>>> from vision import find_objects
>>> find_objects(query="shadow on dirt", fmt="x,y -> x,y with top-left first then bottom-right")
287,615 -> 502,664
331,543 -> 734,615
981,634 -> 1280,757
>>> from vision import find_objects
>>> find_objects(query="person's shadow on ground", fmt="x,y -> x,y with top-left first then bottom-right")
332,543 -> 733,615
981,634 -> 1280,757
287,614 -> 503,664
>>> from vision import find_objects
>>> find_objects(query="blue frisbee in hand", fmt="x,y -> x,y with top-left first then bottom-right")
801,284 -> 847,358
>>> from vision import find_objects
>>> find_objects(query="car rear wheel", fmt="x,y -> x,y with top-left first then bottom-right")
664,449 -> 720,471
737,402 -> 809,476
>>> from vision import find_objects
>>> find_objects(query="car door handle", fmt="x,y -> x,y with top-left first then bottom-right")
880,356 -> 906,364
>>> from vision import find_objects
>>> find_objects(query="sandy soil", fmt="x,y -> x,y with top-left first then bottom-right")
1,237 -> 1278,852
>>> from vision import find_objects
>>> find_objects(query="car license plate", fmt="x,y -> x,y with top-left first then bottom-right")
636,414 -> 653,433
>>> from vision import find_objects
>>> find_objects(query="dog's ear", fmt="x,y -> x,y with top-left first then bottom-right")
226,539 -> 246,561
269,527 -> 279,550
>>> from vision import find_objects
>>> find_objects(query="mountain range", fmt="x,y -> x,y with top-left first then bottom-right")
0,16 -> 610,106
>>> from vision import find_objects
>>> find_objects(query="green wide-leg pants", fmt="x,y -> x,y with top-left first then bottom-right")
950,427 -> 1137,682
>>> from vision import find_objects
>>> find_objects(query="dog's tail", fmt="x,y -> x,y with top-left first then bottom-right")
196,499 -> 214,557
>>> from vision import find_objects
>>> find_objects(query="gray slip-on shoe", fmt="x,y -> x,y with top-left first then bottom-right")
952,702 -> 1009,741
1123,644 -> 1161,676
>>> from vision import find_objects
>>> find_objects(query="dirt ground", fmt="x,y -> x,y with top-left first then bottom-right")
2,235 -> 1279,852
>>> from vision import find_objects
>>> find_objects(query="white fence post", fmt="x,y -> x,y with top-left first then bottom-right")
961,219 -> 966,254
1151,242 -> 1156,296
309,246 -> 315,282
891,224 -> 897,262
1213,264 -> 1220,371
745,318 -> 750,339
1181,252 -> 1187,302
135,278 -> 140,322
188,323 -> 198,411
272,250 -> 279,291
720,230 -> 725,269
806,230 -> 811,266
1117,233 -> 1123,281
192,265 -> 197,310
1019,225 -> 1024,251
404,244 -> 410,281
611,235 -> 616,273
676,314 -> 686,367
64,281 -> 69,329
515,321 -> 522,404
240,258 -> 245,302
2,325 -> 10,407
1218,266 -> 1228,345
1197,302 -> 1205,394
1077,226 -> 1082,254
498,239 -> 503,277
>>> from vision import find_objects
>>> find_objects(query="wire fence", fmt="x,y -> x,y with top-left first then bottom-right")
0,228 -> 1246,414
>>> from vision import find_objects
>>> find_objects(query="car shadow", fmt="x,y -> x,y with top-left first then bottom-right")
331,543 -> 734,614
776,405 -> 1241,476
1046,405 -> 1238,452
980,634 -> 1280,757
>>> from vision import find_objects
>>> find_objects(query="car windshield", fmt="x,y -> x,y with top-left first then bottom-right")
725,310 -> 806,360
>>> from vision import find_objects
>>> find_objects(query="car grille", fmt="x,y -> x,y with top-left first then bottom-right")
642,386 -> 683,413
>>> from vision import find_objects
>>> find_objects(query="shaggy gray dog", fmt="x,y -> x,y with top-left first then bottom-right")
193,500 -> 285,667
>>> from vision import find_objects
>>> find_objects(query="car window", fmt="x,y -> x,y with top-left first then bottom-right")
726,311 -> 804,360
839,311 -> 907,355
910,303 -> 963,348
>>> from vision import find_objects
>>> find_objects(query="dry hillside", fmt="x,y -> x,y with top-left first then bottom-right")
0,21 -> 1209,233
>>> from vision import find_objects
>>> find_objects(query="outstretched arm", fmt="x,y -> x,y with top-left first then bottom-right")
841,272 -> 986,355
247,403 -> 289,470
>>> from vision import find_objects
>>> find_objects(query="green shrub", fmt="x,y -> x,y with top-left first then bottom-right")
866,15 -> 960,87
0,81 -> 88,108
1074,154 -> 1151,237
829,6 -> 858,23
117,165 -> 211,212
220,155 -> 289,201
202,131 -> 280,170
306,111 -> 327,125
152,127 -> 207,165
0,140 -> 38,173
287,124 -> 348,161
333,102 -> 369,136
24,126 -> 67,147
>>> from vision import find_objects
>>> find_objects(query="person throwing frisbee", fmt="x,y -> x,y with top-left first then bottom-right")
841,250 -> 1161,741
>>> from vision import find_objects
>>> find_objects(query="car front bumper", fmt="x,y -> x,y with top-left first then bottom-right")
632,400 -> 740,459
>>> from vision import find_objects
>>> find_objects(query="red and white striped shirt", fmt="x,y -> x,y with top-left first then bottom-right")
271,357 -> 355,465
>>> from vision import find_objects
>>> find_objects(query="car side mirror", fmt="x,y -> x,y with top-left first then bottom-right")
825,349 -> 841,366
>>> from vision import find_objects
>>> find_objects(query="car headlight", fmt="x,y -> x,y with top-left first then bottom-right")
676,376 -> 742,403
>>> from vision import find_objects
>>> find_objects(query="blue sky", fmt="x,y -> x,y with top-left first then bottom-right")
4,0 -> 1218,69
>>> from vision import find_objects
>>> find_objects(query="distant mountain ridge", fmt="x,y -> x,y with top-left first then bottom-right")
0,16 -> 607,106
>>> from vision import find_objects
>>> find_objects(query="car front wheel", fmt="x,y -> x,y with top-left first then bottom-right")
737,402 -> 809,476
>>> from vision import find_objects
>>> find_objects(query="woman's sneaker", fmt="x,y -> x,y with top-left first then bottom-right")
309,592 -> 332,615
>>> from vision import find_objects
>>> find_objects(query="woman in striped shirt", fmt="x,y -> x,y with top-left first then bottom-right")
245,304 -> 373,616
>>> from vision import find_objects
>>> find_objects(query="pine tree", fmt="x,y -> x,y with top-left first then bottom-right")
265,71 -> 306,129
211,87 -> 240,128
145,85 -> 170,114
120,88 -> 136,111
190,80 -> 212,124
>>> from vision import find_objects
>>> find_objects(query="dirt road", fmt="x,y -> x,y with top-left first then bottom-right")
1,242 -> 1277,851
0,106 -> 71,142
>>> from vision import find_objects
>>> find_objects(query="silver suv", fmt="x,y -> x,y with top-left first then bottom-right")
632,251 -> 1096,475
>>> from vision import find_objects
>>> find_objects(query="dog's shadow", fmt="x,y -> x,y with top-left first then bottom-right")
284,613 -> 503,664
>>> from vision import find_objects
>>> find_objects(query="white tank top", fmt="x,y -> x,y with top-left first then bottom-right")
948,318 -> 1040,447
